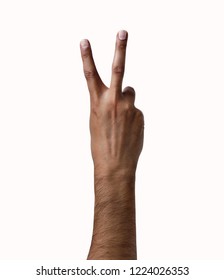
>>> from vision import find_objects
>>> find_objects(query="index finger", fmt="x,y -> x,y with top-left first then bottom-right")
80,39 -> 105,95
110,30 -> 128,92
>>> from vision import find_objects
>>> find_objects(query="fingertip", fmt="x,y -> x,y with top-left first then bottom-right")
118,30 -> 128,41
80,39 -> 89,50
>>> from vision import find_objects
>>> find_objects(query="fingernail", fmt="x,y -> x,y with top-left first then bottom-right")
118,30 -> 127,40
80,39 -> 89,49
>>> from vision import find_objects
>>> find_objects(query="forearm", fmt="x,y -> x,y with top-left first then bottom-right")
87,173 -> 137,260
80,30 -> 144,260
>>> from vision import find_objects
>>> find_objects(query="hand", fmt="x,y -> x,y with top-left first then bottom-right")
80,30 -> 144,178
80,30 -> 142,259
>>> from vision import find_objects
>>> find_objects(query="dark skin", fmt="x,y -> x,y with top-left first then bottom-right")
80,30 -> 144,260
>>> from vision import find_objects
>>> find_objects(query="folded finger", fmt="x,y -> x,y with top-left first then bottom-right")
123,86 -> 135,105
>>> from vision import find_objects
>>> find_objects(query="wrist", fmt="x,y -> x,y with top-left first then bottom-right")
94,172 -> 136,203
94,164 -> 136,181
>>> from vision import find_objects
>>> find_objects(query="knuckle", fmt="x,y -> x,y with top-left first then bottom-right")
124,86 -> 135,93
124,90 -> 135,99
136,109 -> 143,117
124,103 -> 134,111
122,97 -> 135,110
122,88 -> 135,105
112,65 -> 125,74
82,50 -> 90,59
136,109 -> 144,122
84,69 -> 96,80
123,103 -> 135,112
117,41 -> 127,50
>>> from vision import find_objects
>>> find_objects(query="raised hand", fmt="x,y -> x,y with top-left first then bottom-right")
80,30 -> 144,179
80,30 -> 144,259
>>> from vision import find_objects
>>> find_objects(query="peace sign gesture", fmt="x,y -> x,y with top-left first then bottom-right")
80,30 -> 144,179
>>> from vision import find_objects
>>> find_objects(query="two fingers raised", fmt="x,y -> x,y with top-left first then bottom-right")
80,30 -> 129,97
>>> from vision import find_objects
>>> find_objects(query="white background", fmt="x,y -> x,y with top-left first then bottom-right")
0,0 -> 223,260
